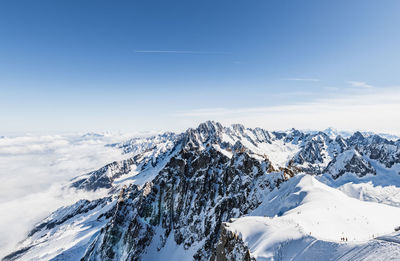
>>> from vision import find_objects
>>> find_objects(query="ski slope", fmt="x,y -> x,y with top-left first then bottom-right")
227,174 -> 400,260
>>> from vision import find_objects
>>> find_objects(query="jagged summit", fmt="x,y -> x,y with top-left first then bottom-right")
325,149 -> 376,179
67,121 -> 400,193
5,121 -> 400,261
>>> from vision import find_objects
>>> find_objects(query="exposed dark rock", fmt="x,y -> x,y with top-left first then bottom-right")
82,145 -> 280,260
7,121 -> 400,261
325,149 -> 376,179
212,223 -> 255,261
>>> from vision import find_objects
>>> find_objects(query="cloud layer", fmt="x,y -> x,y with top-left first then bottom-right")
348,81 -> 374,89
0,133 -> 132,258
1,85 -> 399,257
174,87 -> 400,135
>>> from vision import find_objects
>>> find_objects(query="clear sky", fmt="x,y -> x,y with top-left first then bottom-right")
1,0 -> 400,134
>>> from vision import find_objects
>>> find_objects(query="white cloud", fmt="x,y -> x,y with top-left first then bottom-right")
0,133 -> 133,258
174,87 -> 400,135
348,81 -> 374,89
0,184 -> 109,259
1,86 -> 399,257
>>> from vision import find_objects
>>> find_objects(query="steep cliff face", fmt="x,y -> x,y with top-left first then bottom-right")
291,132 -> 346,174
83,184 -> 155,261
324,149 -> 376,179
348,133 -> 400,168
6,121 -> 400,261
82,144 -> 282,260
212,223 -> 254,261
68,122 -> 399,195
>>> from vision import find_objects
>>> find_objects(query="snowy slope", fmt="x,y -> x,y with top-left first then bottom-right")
0,132 -> 134,259
3,121 -> 400,261
2,197 -> 115,261
226,174 -> 400,260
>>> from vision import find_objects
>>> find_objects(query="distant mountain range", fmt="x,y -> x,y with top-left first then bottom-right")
4,121 -> 400,261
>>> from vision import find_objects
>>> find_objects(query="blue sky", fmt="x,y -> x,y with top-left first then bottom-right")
1,0 -> 400,134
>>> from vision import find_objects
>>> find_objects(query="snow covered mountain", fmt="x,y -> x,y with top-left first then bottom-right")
222,174 -> 400,260
4,121 -> 400,261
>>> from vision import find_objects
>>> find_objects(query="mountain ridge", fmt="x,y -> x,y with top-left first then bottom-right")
4,121 -> 400,261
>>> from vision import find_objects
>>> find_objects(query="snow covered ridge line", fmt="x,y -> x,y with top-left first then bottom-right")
304,127 -> 400,141
70,120 -> 400,192
4,121 -> 400,261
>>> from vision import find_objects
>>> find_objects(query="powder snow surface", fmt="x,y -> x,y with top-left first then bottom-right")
227,175 -> 400,260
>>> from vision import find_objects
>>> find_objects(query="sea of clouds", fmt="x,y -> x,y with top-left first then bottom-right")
0,132 -> 142,258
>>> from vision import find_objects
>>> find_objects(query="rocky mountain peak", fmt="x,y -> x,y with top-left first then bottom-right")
325,149 -> 376,179
6,122 -> 400,261
348,131 -> 367,146
183,121 -> 224,150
